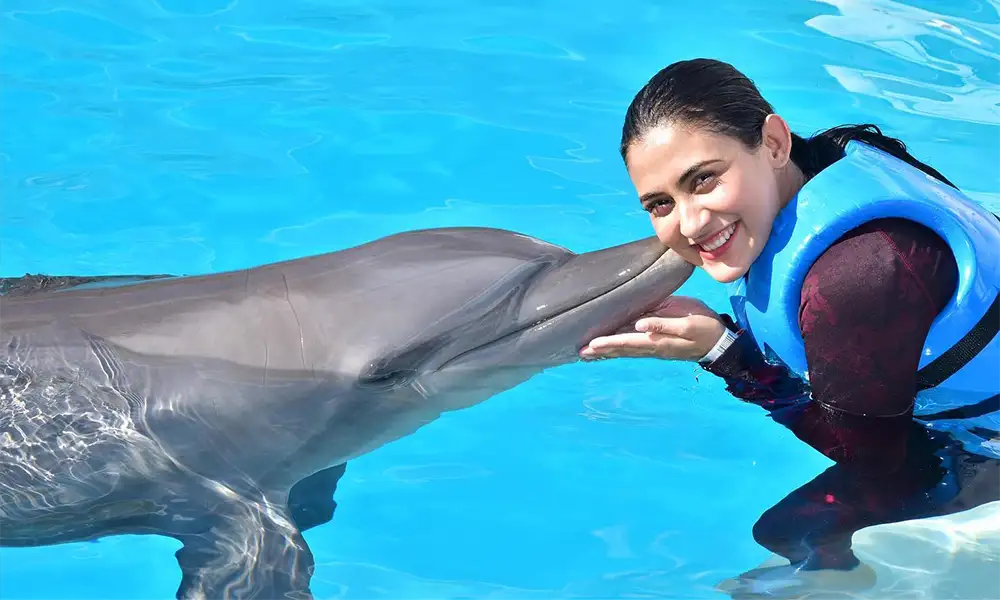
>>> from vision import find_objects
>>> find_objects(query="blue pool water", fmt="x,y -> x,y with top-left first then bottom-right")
1,0 -> 998,598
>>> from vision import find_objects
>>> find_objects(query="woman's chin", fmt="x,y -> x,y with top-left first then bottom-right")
703,260 -> 749,283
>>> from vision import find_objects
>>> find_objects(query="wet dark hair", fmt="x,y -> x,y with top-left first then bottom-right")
620,58 -> 957,189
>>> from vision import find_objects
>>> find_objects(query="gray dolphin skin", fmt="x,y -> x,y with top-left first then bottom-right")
0,226 -> 693,599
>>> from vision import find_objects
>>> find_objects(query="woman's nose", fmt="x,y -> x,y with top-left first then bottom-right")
677,200 -> 708,240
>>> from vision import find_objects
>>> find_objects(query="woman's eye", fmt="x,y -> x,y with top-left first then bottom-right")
693,172 -> 717,191
645,199 -> 673,218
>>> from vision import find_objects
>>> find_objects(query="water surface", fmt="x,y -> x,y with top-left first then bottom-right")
1,0 -> 998,598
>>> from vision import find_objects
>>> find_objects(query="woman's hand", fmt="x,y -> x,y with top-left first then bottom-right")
579,296 -> 727,362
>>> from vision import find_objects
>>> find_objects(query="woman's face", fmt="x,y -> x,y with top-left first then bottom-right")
624,114 -> 796,283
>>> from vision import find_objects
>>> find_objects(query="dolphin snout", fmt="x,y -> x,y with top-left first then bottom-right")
491,237 -> 694,366
517,236 -> 672,325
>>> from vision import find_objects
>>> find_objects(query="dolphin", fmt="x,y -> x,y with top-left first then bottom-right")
0,226 -> 693,599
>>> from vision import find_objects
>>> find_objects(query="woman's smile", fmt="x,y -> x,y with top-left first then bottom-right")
695,221 -> 740,259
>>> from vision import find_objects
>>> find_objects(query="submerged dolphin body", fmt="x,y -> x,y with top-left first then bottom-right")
0,227 -> 693,599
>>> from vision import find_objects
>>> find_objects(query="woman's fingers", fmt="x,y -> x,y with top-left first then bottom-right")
586,332 -> 659,352
635,316 -> 690,337
646,295 -> 714,318
579,330 -> 693,360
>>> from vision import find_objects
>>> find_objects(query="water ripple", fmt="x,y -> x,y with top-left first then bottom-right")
807,0 -> 1000,123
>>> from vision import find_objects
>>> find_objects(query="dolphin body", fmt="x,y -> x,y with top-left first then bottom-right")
0,226 -> 693,599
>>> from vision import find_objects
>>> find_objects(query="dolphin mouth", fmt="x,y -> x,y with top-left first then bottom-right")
437,237 -> 689,370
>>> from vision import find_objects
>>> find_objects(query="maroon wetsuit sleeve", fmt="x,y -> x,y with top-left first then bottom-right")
701,320 -> 811,407
703,217 -> 957,475
789,217 -> 957,473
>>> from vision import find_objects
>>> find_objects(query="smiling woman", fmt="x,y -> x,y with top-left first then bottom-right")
580,57 -> 1000,585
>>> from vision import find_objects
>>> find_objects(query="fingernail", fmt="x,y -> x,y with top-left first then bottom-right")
635,320 -> 648,332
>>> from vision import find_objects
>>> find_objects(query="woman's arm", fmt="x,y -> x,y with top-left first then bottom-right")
700,318 -> 811,407
704,217 -> 957,473
779,218 -> 956,473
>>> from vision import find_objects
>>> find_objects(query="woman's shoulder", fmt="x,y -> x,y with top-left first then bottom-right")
799,217 -> 957,327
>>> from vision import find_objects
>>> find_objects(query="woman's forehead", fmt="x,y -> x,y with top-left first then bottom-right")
628,125 -> 739,179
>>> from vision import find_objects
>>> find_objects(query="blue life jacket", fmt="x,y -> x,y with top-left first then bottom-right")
727,140 -> 1000,458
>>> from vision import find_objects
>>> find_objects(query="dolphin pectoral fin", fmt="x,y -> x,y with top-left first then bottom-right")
287,463 -> 348,532
174,506 -> 315,600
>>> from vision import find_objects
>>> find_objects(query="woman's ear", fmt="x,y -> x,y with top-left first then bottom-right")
761,113 -> 793,168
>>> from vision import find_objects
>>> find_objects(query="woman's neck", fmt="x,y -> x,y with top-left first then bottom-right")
777,159 -> 808,210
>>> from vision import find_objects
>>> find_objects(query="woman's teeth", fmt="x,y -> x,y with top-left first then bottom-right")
699,222 -> 737,251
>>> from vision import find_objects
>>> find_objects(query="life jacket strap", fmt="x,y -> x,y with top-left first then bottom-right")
915,213 -> 1000,392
